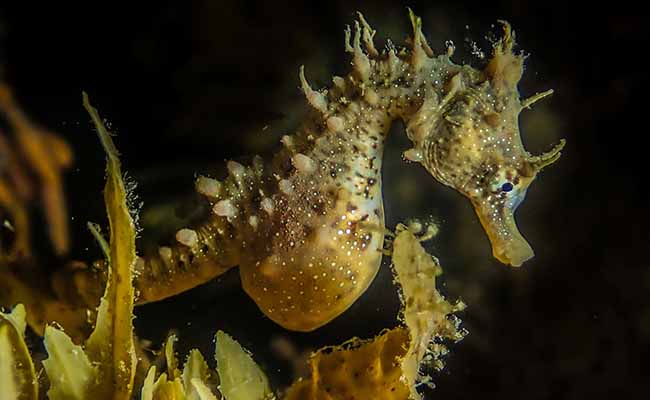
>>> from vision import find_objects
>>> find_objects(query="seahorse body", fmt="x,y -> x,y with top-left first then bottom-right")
63,11 -> 563,331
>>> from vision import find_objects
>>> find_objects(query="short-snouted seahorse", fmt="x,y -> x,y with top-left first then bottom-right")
60,11 -> 564,332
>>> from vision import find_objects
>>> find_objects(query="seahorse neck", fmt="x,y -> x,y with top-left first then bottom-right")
303,52 -> 466,154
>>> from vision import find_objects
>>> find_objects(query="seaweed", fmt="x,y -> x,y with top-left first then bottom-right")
0,304 -> 38,400
41,93 -> 137,399
0,82 -> 72,258
1,96 -> 277,400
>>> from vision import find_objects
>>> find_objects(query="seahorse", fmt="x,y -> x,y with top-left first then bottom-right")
57,10 -> 564,332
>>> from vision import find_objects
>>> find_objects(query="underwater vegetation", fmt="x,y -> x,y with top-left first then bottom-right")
0,82 -> 72,259
0,103 -> 463,398
0,8 -> 563,399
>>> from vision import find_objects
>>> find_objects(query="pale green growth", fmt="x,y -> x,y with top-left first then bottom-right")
140,334 -> 214,400
166,334 -> 181,381
0,304 -> 38,400
191,379 -> 220,400
183,350 -> 212,400
215,331 -> 275,400
87,221 -> 110,260
42,326 -> 96,400
141,367 -> 186,399
140,329 -> 273,400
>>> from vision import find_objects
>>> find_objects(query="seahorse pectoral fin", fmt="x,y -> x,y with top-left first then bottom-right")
471,197 -> 533,267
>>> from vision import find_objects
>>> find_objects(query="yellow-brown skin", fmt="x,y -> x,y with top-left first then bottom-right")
404,21 -> 565,266
63,13 -> 563,331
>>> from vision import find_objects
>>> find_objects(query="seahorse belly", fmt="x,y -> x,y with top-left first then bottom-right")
239,125 -> 386,331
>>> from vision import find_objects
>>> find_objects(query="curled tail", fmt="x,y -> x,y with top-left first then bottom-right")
53,214 -> 241,308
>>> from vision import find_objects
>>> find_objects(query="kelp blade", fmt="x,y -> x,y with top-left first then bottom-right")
43,94 -> 138,400
82,92 -> 137,398
215,330 -> 274,400
0,304 -> 38,400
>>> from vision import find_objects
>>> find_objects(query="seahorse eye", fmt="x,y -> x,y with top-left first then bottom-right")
501,182 -> 514,192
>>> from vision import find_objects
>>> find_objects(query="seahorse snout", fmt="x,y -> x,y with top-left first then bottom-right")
471,197 -> 534,267
490,225 -> 534,267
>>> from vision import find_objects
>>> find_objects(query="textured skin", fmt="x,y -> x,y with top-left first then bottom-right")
63,12 -> 563,332
285,328 -> 412,400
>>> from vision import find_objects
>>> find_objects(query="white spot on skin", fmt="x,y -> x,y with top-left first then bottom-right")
135,256 -> 145,272
158,246 -> 172,261
176,228 -> 198,247
248,215 -> 259,230
279,179 -> 294,195
261,197 -> 274,215
281,135 -> 294,150
213,199 -> 237,218
364,89 -> 379,105
292,153 -> 316,174
326,116 -> 344,133
227,161 -> 245,178
332,76 -> 346,91
195,176 -> 221,198
387,48 -> 400,78
403,148 -> 423,162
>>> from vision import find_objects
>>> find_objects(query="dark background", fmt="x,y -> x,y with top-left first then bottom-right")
1,1 -> 647,399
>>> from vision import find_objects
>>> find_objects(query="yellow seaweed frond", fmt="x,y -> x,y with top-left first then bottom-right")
0,82 -> 72,257
42,93 -> 137,399
0,304 -> 38,400
82,92 -> 137,398
392,225 -> 466,398
284,327 -> 412,400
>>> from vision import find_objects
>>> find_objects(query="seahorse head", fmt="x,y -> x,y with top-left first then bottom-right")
405,22 -> 564,266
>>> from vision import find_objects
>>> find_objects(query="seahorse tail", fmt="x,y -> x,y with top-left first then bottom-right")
133,217 -> 240,304
52,216 -> 241,308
